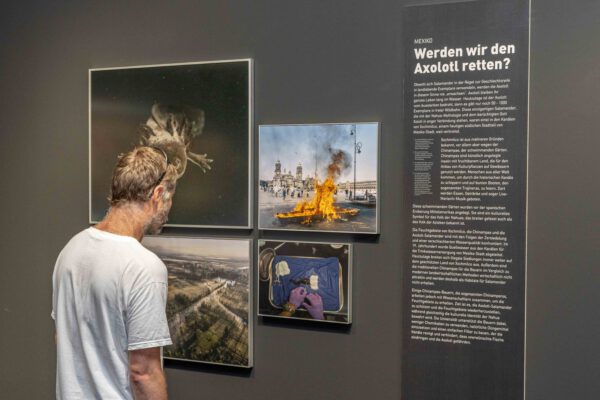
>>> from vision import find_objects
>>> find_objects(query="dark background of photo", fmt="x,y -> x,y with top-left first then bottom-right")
91,61 -> 250,227
0,1 -> 598,399
257,240 -> 351,323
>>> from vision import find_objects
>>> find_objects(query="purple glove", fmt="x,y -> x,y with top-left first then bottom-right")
302,293 -> 324,320
289,287 -> 307,308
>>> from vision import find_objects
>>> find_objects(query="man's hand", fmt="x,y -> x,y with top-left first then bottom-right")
289,287 -> 307,308
303,293 -> 325,320
129,347 -> 168,400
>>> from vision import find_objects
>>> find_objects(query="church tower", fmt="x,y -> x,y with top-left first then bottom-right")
296,163 -> 303,180
274,159 -> 281,177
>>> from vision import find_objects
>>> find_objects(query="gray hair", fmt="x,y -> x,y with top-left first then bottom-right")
108,146 -> 177,206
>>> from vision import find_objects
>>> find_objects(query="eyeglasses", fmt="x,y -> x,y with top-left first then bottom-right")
150,147 -> 169,188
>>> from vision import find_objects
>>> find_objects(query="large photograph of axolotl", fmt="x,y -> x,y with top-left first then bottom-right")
90,59 -> 252,228
258,240 -> 352,324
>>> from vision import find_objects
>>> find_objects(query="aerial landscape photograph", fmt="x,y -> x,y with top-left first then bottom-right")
142,236 -> 252,367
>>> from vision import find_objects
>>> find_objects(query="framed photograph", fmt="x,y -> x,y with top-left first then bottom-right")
258,240 -> 352,324
142,236 -> 253,368
258,122 -> 379,234
90,59 -> 252,228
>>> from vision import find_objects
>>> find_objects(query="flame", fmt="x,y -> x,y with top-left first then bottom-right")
275,152 -> 359,224
276,177 -> 359,225
276,176 -> 339,224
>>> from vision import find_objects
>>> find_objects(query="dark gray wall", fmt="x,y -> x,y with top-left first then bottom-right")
0,1 -> 597,399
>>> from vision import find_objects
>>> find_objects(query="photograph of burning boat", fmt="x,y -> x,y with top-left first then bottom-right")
90,59 -> 252,228
258,123 -> 379,234
142,236 -> 252,367
258,240 -> 352,324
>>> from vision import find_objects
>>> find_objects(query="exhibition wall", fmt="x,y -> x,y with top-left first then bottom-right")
0,1 -> 597,399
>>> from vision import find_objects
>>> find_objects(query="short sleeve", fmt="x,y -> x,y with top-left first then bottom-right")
126,282 -> 172,350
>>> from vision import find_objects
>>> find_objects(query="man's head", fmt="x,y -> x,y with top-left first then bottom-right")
109,146 -> 178,234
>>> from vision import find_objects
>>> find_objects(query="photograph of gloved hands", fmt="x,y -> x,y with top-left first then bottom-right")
281,287 -> 325,320
258,240 -> 351,324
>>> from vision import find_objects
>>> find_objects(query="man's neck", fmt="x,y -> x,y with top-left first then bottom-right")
95,204 -> 148,241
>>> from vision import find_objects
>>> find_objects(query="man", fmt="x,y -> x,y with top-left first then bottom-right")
52,146 -> 177,399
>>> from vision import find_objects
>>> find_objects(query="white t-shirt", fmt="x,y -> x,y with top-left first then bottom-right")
52,227 -> 172,400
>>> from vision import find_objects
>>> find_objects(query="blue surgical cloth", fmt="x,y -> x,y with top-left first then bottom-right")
271,256 -> 340,311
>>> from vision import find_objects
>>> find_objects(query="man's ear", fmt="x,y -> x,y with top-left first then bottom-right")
150,185 -> 166,204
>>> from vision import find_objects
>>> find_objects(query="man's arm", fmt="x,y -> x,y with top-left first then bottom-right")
129,347 -> 168,400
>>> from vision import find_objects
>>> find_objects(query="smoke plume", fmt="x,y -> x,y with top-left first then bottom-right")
327,148 -> 351,178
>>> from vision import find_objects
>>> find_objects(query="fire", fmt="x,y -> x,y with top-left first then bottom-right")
276,149 -> 359,225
